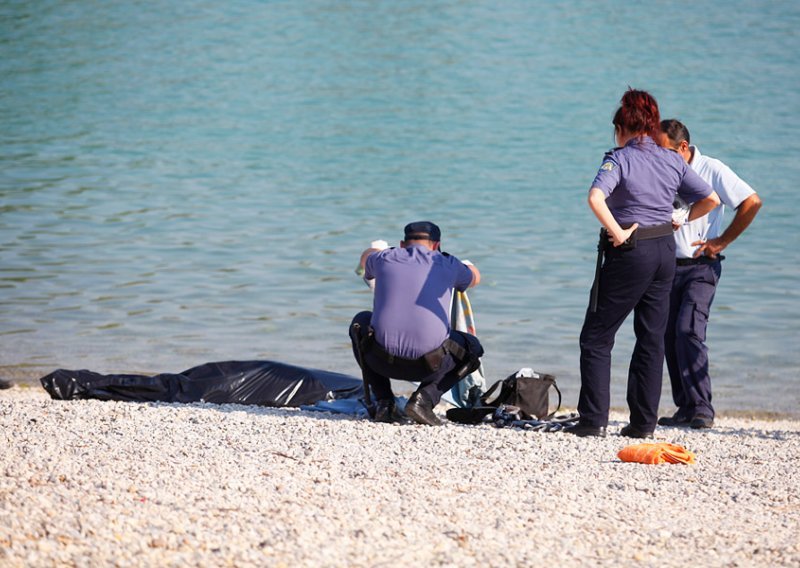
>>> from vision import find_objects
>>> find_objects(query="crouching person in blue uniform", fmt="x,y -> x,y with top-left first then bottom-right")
349,221 -> 483,426
566,89 -> 721,439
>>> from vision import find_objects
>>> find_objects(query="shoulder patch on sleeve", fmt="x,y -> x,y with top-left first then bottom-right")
599,148 -> 620,172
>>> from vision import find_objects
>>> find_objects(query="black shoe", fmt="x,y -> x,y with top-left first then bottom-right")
405,392 -> 442,426
658,412 -> 691,427
619,424 -> 654,439
564,423 -> 607,438
445,406 -> 496,425
373,399 -> 396,423
690,415 -> 714,429
0,378 -> 13,390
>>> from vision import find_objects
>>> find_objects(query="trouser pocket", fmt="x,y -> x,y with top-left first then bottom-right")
691,304 -> 710,342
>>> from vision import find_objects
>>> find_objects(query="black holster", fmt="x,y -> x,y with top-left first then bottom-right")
590,229 -> 606,313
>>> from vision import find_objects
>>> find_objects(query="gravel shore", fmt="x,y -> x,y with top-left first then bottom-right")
2,387 -> 799,567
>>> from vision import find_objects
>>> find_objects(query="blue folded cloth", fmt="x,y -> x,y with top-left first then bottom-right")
301,396 -> 407,418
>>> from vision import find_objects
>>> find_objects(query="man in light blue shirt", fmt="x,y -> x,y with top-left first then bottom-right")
349,221 -> 482,425
660,119 -> 763,429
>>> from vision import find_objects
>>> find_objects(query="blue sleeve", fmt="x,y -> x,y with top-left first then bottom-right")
364,250 -> 382,280
591,152 -> 621,196
677,166 -> 713,204
452,258 -> 474,292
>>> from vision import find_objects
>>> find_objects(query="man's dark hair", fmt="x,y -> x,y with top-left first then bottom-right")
661,119 -> 691,146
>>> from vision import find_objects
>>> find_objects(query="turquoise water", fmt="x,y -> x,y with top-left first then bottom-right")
1,1 -> 798,415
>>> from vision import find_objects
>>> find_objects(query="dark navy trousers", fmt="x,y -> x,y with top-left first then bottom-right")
349,311 -> 469,406
664,260 -> 722,419
578,235 -> 676,430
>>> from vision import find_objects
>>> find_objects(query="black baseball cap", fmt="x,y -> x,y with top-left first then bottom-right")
404,221 -> 441,242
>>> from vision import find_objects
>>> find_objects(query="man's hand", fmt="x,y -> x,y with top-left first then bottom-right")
691,237 -> 726,259
691,193 -> 762,259
462,259 -> 481,288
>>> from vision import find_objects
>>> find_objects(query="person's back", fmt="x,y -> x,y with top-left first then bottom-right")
368,245 -> 471,359
602,139 -> 702,227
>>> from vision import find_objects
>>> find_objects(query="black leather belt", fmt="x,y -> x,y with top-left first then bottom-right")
633,222 -> 674,240
677,255 -> 724,266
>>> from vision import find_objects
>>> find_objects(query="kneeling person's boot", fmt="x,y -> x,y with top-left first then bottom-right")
374,399 -> 396,423
405,391 -> 442,426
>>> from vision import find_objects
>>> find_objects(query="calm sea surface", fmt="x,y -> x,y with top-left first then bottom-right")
2,1 -> 798,415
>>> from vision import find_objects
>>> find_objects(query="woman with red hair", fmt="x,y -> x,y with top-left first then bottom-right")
566,89 -> 720,439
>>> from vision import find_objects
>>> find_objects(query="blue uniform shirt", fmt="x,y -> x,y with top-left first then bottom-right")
591,136 -> 712,227
365,245 -> 474,359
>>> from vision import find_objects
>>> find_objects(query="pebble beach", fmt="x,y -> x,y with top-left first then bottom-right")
1,386 -> 799,567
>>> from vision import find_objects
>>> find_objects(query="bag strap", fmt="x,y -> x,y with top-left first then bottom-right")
544,381 -> 562,420
479,376 -> 516,407
479,379 -> 502,405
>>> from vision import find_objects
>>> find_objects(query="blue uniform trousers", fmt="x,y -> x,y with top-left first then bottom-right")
578,235 -> 676,430
349,310 -> 469,406
664,260 -> 722,419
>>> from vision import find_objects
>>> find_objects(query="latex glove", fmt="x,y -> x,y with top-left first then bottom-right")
672,196 -> 691,226
355,240 -> 390,276
358,239 -> 389,290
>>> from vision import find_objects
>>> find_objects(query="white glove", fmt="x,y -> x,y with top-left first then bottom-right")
462,259 -> 473,266
672,196 -> 691,226
371,239 -> 389,250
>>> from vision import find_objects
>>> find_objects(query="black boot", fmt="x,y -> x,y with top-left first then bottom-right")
657,411 -> 691,427
373,399 -> 396,423
619,424 -> 654,439
564,422 -> 607,438
405,391 -> 442,426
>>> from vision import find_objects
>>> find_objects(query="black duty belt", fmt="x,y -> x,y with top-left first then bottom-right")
363,332 -> 467,376
632,222 -> 674,240
677,255 -> 724,266
590,222 -> 674,312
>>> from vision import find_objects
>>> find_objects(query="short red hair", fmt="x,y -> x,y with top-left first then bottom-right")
613,88 -> 664,146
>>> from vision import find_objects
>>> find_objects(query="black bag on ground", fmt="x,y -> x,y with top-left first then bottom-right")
40,360 -> 363,407
446,368 -> 561,424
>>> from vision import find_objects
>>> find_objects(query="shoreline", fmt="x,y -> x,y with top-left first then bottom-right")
2,388 -> 799,566
4,366 -> 799,421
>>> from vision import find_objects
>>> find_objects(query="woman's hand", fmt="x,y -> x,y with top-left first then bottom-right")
588,188 -> 636,248
608,223 -> 639,247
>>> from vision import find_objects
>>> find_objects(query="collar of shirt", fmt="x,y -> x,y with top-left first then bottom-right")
625,135 -> 658,149
689,144 -> 702,166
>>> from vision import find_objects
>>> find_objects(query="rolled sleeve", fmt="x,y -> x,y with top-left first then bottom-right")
712,163 -> 756,209
453,260 -> 474,291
